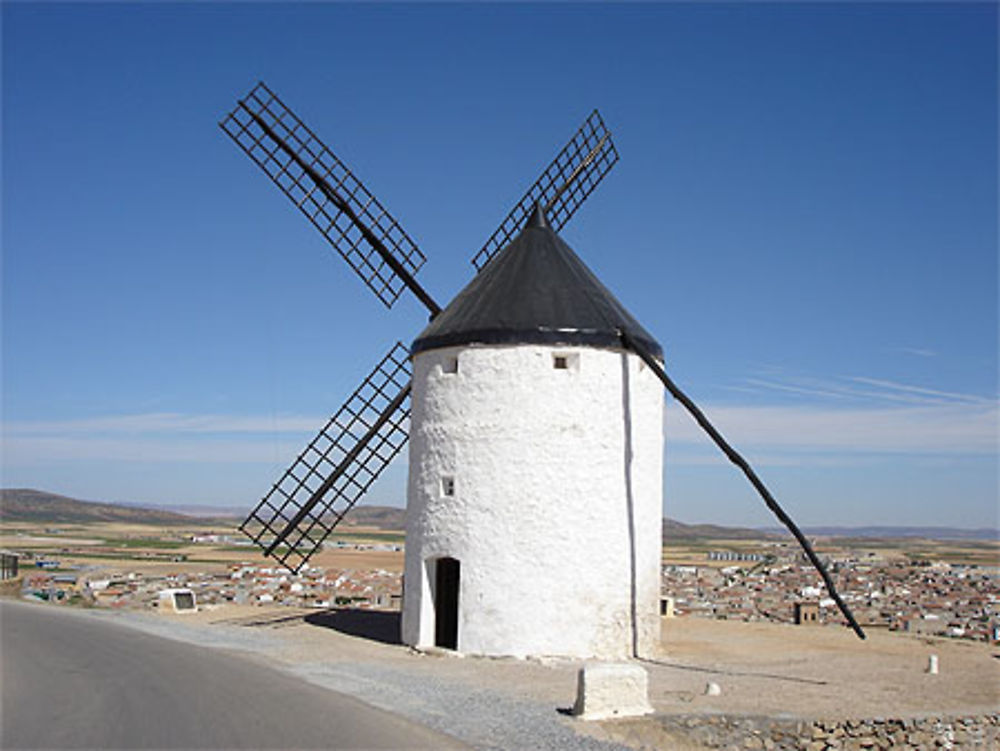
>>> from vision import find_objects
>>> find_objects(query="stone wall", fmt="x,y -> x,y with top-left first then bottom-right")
655,713 -> 1000,750
0,576 -> 22,598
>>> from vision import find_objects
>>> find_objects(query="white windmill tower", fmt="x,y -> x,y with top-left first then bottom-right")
401,205 -> 663,658
221,82 -> 867,657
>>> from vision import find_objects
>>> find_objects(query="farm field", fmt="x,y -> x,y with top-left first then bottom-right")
0,520 -> 406,576
663,535 -> 998,569
5,518 -> 997,580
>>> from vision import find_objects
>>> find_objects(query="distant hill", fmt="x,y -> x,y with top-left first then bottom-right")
122,500 -> 409,530
0,488 -> 406,530
663,517 -> 781,541
761,525 -> 999,542
0,489 -> 212,525
340,505 -> 407,530
115,501 -> 245,519
4,489 -> 995,542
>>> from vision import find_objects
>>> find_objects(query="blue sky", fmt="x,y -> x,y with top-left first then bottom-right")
2,3 -> 996,528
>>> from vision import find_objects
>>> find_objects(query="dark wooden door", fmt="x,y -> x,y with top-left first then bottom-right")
434,557 -> 459,650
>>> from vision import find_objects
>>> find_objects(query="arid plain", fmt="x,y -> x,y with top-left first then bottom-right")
4,513 -> 998,749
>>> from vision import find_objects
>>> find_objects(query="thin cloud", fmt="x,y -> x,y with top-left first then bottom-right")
2,433 -> 413,472
1,436 -> 304,465
895,347 -> 938,358
741,372 -> 994,408
744,376 -> 941,405
743,378 -> 853,402
3,413 -> 322,436
3,387 -> 996,469
1,413 -> 324,466
664,402 -> 997,456
665,447 -> 874,468
846,376 -> 990,405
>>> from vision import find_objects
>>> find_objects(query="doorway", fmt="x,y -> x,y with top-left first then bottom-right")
434,557 -> 460,650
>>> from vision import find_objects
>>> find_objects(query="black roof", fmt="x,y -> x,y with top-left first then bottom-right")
411,205 -> 663,358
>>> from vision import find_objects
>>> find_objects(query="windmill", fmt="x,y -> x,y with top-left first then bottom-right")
220,82 -> 864,657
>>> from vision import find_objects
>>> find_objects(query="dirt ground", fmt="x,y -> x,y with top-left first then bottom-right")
162,604 -> 999,722
653,617 -> 998,718
309,547 -> 404,572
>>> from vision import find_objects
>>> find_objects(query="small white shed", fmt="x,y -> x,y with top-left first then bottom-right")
158,588 -> 197,613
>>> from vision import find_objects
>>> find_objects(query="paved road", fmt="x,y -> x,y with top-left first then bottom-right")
0,601 -> 466,750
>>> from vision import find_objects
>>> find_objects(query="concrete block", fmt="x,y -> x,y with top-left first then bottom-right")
158,588 -> 196,613
572,662 -> 654,721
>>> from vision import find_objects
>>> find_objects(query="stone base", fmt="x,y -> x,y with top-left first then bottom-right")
572,662 -> 654,721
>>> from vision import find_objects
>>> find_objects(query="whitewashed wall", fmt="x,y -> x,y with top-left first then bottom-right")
402,343 -> 663,659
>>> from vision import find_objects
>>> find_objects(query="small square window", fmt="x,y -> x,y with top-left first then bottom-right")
552,352 -> 579,371
442,356 -> 458,374
441,476 -> 455,497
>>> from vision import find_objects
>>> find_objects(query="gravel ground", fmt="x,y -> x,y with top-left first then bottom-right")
60,605 -> 632,751
287,660 -> 630,751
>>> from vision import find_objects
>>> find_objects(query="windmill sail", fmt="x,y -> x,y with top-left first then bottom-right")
223,85 -> 620,573
471,110 -> 619,272
240,342 -> 412,573
220,82 -> 433,311
618,329 -> 866,640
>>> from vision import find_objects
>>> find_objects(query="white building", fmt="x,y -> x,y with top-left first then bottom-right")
402,206 -> 664,659
158,588 -> 196,613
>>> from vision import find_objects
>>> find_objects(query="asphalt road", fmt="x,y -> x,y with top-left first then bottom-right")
0,601 -> 466,750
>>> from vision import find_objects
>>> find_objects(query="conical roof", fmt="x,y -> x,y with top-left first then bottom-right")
411,205 -> 663,358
